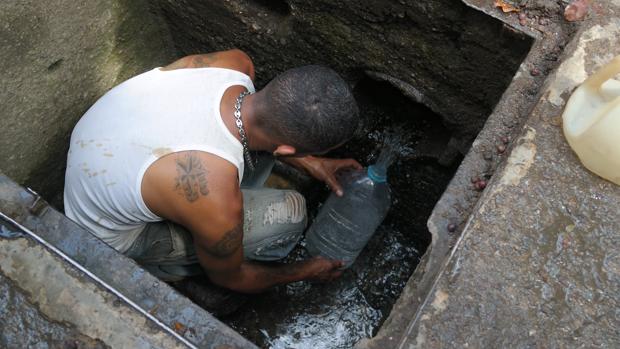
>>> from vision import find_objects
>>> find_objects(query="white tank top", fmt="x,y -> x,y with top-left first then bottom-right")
64,67 -> 254,252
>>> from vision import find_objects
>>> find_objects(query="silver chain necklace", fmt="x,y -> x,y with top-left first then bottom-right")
233,91 -> 255,171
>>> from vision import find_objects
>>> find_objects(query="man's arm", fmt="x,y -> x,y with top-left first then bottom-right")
143,151 -> 341,293
160,49 -> 255,81
186,182 -> 341,293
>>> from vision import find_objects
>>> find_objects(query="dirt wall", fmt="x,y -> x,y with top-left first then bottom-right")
155,0 -> 532,152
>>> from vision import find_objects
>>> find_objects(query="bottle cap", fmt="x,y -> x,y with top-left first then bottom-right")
367,165 -> 387,183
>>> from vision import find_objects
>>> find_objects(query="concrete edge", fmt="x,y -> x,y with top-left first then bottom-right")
358,1 -> 577,347
393,3 -> 620,348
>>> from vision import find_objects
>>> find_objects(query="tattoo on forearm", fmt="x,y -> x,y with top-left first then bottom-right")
208,223 -> 242,258
174,152 -> 209,202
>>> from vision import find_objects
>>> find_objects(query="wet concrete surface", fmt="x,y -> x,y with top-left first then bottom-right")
0,219 -> 186,349
0,271 -> 108,349
154,0 -> 532,159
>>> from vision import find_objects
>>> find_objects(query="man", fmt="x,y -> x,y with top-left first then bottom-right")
64,49 -> 361,293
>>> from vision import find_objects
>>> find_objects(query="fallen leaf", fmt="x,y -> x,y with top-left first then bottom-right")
494,0 -> 520,13
564,0 -> 590,22
173,321 -> 187,334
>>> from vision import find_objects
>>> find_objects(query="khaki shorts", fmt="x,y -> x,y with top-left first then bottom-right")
124,154 -> 307,281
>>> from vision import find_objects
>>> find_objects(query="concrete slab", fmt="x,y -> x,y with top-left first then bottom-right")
394,2 -> 620,348
0,220 -> 187,349
0,174 -> 257,348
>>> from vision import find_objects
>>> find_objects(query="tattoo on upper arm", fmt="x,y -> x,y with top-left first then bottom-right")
208,223 -> 243,258
174,152 -> 209,202
190,53 -> 218,68
161,53 -> 219,70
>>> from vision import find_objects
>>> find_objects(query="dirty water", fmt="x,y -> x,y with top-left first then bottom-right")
220,77 -> 457,348
222,224 -> 420,349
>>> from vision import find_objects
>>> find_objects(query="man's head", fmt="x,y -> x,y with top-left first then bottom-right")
254,65 -> 359,154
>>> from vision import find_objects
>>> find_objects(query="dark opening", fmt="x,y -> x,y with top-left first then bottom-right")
251,0 -> 291,16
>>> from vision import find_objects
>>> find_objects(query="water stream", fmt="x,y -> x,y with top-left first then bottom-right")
223,224 -> 419,348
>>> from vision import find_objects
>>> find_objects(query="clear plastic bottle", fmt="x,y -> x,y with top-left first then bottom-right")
305,161 -> 391,268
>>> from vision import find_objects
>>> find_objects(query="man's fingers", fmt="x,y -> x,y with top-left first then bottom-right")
308,257 -> 345,282
333,159 -> 362,171
327,159 -> 361,196
324,175 -> 344,196
344,159 -> 363,170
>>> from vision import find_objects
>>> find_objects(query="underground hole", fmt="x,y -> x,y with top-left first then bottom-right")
204,73 -> 460,348
251,0 -> 291,16
145,0 -> 534,347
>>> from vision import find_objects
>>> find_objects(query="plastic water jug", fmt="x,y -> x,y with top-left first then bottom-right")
562,55 -> 620,185
305,161 -> 391,268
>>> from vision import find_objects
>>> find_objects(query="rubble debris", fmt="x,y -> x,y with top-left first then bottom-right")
564,0 -> 590,22
173,322 -> 186,335
474,179 -> 487,191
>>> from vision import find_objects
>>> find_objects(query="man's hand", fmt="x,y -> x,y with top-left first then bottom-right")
282,156 -> 362,196
302,256 -> 344,282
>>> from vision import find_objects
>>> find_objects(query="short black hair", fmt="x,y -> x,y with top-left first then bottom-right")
259,65 -> 359,153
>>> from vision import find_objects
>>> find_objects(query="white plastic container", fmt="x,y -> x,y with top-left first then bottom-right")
562,56 -> 620,185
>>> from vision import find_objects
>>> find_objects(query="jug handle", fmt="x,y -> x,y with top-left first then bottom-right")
583,55 -> 620,91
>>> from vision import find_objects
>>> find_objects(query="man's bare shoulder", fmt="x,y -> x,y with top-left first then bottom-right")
141,150 -> 241,222
160,49 -> 255,81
